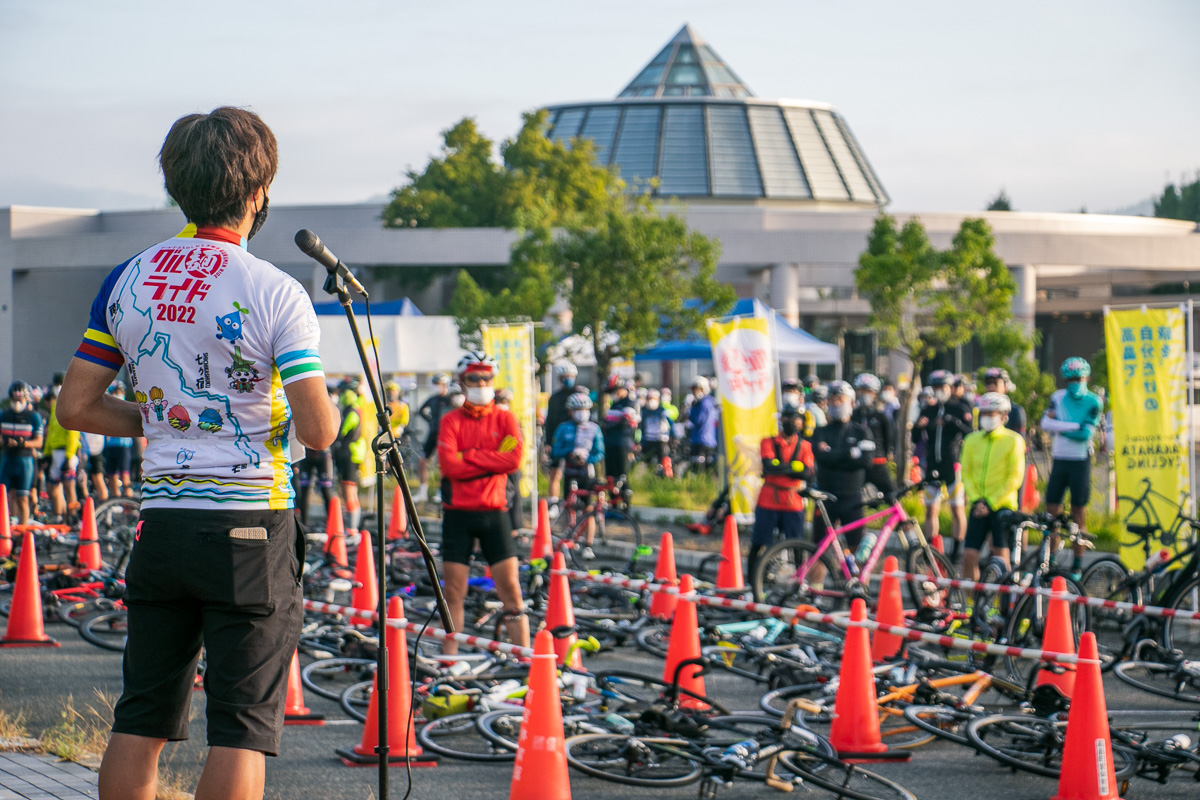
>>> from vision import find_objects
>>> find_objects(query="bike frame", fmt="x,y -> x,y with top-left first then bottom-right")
800,501 -> 910,584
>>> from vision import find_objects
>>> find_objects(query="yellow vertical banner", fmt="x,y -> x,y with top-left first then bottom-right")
481,323 -> 537,503
1105,306 -> 1190,568
707,315 -> 778,516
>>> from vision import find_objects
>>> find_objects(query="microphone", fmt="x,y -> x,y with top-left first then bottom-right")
294,229 -> 368,296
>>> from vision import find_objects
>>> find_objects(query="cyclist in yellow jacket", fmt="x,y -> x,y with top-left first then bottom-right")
960,392 -> 1026,581
42,387 -> 81,520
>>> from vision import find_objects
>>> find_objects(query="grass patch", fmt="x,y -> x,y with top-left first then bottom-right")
626,466 -> 719,512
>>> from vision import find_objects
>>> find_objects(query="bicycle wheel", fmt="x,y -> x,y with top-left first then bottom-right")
970,557 -> 1011,643
902,705 -> 979,747
702,714 -> 835,779
79,609 -> 128,652
594,670 -> 729,714
633,625 -> 671,659
1112,660 -> 1200,704
564,733 -> 703,788
300,657 -> 375,702
56,597 -> 120,628
904,545 -> 963,613
339,679 -> 373,722
759,683 -> 829,717
968,714 -> 1139,780
1002,574 -> 1086,684
1080,556 -> 1138,666
1162,576 -> 1200,662
416,712 -> 515,762
779,748 -> 917,800
598,506 -> 642,550
752,539 -> 846,612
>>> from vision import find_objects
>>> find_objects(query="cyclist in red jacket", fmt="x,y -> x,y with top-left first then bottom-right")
748,404 -> 814,583
437,350 -> 527,653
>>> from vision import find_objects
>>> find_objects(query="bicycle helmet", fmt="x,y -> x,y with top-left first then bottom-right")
781,378 -> 802,393
927,369 -> 953,388
827,380 -> 856,403
7,380 -> 28,399
495,387 -> 513,405
337,376 -> 361,393
604,374 -> 622,392
982,367 -> 1010,384
976,392 -> 1011,414
852,373 -> 881,394
457,350 -> 497,379
808,384 -> 828,402
1061,357 -> 1091,380
430,372 -> 450,386
566,393 -> 592,411
553,362 -> 578,378
690,375 -> 711,394
802,374 -> 820,389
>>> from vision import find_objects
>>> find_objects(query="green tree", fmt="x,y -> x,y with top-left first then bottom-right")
1153,177 -> 1200,224
986,189 -> 1013,211
856,215 -> 1022,468
539,196 -> 735,383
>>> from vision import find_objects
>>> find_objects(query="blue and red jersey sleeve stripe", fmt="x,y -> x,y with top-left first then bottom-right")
74,257 -> 133,371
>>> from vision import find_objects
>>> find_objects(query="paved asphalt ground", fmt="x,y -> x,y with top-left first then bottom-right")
3,602 -> 1199,800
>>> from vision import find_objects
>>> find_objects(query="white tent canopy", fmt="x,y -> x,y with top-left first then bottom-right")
316,312 -> 467,374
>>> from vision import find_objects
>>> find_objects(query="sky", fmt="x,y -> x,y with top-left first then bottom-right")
1,0 -> 1197,215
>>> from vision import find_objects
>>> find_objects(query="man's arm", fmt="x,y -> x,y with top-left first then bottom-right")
438,415 -> 489,480
284,377 -> 338,450
56,358 -> 144,438
462,413 -> 523,474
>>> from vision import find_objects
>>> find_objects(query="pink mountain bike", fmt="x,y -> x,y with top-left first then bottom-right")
750,482 -> 962,614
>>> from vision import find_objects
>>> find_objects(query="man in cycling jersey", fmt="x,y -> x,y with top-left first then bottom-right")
414,373 -> 451,503
332,378 -> 366,532
960,393 -> 1026,581
639,388 -> 673,476
1,381 -> 45,525
916,369 -> 974,563
57,106 -> 339,800
603,380 -> 639,481
811,382 -> 873,552
42,385 -> 81,521
543,363 -> 578,514
438,351 -> 527,654
748,404 -> 814,582
1041,357 -> 1104,576
687,376 -> 719,471
550,391 -> 604,558
851,373 -> 896,497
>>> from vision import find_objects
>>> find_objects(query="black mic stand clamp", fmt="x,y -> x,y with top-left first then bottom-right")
320,269 -> 452,798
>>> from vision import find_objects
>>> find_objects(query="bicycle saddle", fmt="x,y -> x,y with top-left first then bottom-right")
1125,524 -> 1162,538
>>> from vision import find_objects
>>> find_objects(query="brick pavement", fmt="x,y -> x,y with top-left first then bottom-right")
0,753 -> 97,800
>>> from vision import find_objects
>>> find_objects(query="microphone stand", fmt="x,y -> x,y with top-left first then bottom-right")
320,269 -> 452,800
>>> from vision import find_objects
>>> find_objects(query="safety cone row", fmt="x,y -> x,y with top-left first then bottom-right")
284,649 -> 325,725
871,555 -> 905,662
337,596 -> 436,766
324,496 -> 349,570
661,574 -> 707,709
530,498 -> 551,562
648,531 -> 678,620
76,497 -> 102,571
1036,576 -> 1077,697
544,552 -> 580,667
0,530 -> 60,648
1051,632 -> 1124,800
350,530 -> 379,616
715,515 -> 744,591
0,487 -> 12,558
509,629 -> 571,800
828,598 -> 907,761
387,485 -> 407,541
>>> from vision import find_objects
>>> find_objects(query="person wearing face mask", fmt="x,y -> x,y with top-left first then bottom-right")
551,391 -> 604,557
748,404 -> 814,582
879,382 -> 901,423
981,367 -> 1026,437
543,363 -> 578,515
960,393 -> 1026,581
602,380 -> 640,481
806,383 -> 828,430
639,388 -> 673,477
687,376 -> 719,472
811,382 -> 874,552
438,351 -> 528,653
1,381 -> 45,525
414,373 -> 452,503
1041,357 -> 1103,577
851,373 -> 896,498
915,370 -> 974,563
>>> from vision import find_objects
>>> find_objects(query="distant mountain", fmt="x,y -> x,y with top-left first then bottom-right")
1102,197 -> 1155,217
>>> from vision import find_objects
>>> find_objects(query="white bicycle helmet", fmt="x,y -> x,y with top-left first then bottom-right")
827,380 -> 856,403
853,373 -> 882,394
430,372 -> 450,386
690,375 -> 711,394
566,393 -> 592,411
976,392 -> 1011,414
456,350 -> 497,378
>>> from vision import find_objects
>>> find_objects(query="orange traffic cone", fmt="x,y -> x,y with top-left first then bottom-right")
76,497 -> 102,571
662,456 -> 674,479
544,552 -> 580,668
509,629 -> 571,800
0,487 -> 12,559
0,531 -> 60,648
661,574 -> 707,709
649,531 -> 678,620
324,497 -> 349,570
829,598 -> 907,761
387,485 -> 407,541
1021,463 -> 1041,513
350,530 -> 379,617
1035,576 -> 1077,696
871,556 -> 905,662
930,533 -> 944,555
284,649 -> 324,725
530,499 -> 551,562
337,596 -> 436,766
1051,632 -> 1124,800
715,515 -> 744,591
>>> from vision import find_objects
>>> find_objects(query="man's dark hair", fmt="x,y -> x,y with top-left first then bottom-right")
159,107 -> 278,228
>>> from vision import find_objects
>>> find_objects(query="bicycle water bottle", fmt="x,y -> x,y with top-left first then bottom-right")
855,532 -> 878,565
1144,548 -> 1172,574
720,739 -> 760,767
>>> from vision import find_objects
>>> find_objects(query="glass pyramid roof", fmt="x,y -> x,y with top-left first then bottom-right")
618,24 -> 752,100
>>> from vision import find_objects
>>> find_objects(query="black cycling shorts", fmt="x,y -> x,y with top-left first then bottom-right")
112,508 -> 304,755
441,508 -> 516,566
332,450 -> 359,484
86,454 -> 105,476
964,509 -> 1016,552
1046,458 -> 1091,508
104,447 -> 132,475
422,435 -> 439,460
